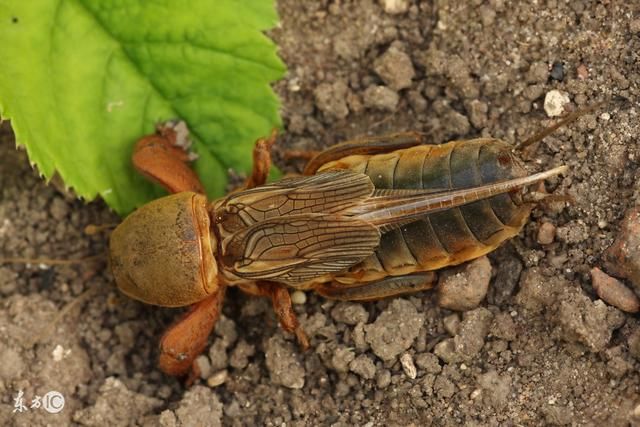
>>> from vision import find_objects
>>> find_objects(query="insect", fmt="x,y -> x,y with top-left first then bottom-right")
109,118 -> 571,381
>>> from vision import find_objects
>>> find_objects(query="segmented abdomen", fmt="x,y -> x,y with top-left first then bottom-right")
320,138 -> 532,283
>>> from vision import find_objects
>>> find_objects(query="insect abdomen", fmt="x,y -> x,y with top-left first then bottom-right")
323,138 -> 532,282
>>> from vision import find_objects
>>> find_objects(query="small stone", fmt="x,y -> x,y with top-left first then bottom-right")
52,344 -> 65,362
550,61 -> 565,81
400,353 -> 417,379
604,208 -> 640,295
576,64 -> 589,80
537,222 -> 556,245
314,81 -> 350,120
331,302 -> 368,325
365,299 -> 424,361
379,0 -> 408,14
373,47 -> 415,90
349,354 -> 377,380
291,290 -> 306,305
362,85 -> 400,112
206,370 -> 228,388
590,267 -> 640,313
544,90 -> 571,117
195,355 -> 211,380
436,256 -> 492,311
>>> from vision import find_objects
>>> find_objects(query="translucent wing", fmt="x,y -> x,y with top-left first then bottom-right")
222,214 -> 381,284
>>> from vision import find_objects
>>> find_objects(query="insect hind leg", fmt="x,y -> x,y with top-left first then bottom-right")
315,272 -> 437,301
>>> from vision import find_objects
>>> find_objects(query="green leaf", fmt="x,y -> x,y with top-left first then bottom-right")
0,0 -> 285,214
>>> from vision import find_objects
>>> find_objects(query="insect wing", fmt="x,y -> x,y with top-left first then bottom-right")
223,214 -> 380,284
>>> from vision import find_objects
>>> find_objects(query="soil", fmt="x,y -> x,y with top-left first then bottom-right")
2,0 -> 640,426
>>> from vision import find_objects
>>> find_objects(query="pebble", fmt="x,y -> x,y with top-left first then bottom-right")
373,47 -> 415,90
362,85 -> 400,111
604,207 -> 640,294
206,370 -> 228,388
400,353 -> 417,379
436,256 -> 492,311
379,0 -> 409,14
544,90 -> 570,117
195,355 -> 212,379
537,222 -> 556,245
550,61 -> 565,81
590,267 -> 640,313
291,290 -> 306,305
576,63 -> 589,80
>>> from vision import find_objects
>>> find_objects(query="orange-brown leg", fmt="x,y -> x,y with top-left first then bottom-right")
237,281 -> 309,349
243,129 -> 278,190
159,285 -> 227,383
132,121 -> 205,194
133,121 -> 213,382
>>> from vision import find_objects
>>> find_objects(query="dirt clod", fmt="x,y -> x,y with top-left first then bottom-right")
264,335 -> 305,389
373,46 -> 415,90
364,299 -> 424,361
436,256 -> 492,311
362,85 -> 399,111
73,378 -> 162,426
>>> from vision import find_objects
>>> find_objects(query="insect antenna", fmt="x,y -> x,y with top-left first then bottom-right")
515,100 -> 607,151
